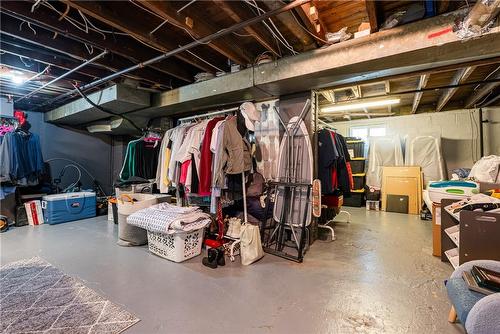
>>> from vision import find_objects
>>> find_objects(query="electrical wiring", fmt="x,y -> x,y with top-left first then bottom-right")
19,56 -> 33,68
473,65 -> 500,91
127,0 -> 210,45
184,49 -> 224,72
40,1 -> 106,39
27,22 -> 37,35
289,10 -> 332,45
84,43 -> 94,55
243,0 -> 296,55
72,84 -> 143,133
232,31 -> 253,37
77,10 -> 128,36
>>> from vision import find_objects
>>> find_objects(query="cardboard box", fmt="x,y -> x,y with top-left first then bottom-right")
432,203 -> 441,257
24,200 -> 44,226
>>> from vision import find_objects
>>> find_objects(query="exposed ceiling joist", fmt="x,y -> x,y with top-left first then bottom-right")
465,71 -> 500,108
412,73 -> 429,113
294,2 -> 326,44
385,81 -> 390,94
213,0 -> 281,57
321,91 -> 335,103
0,1 -> 193,83
262,0 -> 315,51
0,52 -> 88,86
139,1 -> 252,64
0,14 -> 173,87
436,66 -> 476,111
365,0 -> 379,32
61,0 -> 220,73
0,40 -> 107,80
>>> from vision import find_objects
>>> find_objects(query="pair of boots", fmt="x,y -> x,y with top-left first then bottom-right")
202,247 -> 225,269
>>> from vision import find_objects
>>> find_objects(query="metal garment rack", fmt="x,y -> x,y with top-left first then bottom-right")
176,106 -> 239,124
260,99 -> 312,262
316,118 -> 351,241
176,106 -> 249,244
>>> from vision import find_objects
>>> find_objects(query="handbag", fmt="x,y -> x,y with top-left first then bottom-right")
240,223 -> 264,265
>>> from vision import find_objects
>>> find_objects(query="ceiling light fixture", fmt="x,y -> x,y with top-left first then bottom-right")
321,98 -> 401,113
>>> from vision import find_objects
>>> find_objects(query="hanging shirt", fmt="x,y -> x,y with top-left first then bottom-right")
155,128 -> 174,193
198,117 -> 224,196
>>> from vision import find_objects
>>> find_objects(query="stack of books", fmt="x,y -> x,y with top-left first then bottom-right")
462,265 -> 500,295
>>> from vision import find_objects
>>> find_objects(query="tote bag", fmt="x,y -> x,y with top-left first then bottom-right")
240,223 -> 264,265
117,194 -> 158,246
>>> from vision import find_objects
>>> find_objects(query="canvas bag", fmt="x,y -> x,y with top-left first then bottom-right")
117,194 -> 158,246
240,223 -> 264,265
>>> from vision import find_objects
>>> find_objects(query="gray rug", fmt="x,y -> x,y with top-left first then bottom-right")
0,257 -> 140,333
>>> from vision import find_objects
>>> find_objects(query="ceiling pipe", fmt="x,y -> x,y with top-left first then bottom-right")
37,0 -> 311,109
16,49 -> 108,103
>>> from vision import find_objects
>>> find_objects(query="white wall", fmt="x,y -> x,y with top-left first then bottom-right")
330,108 -> 500,176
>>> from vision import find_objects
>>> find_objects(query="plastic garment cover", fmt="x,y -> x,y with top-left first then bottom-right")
366,136 -> 404,188
405,134 -> 446,186
469,155 -> 500,183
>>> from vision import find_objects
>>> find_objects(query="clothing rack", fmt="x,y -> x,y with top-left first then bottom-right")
316,119 -> 351,241
318,118 -> 337,130
176,107 -> 239,124
175,106 -> 249,225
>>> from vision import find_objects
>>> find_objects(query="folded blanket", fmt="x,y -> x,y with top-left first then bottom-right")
126,204 -> 211,234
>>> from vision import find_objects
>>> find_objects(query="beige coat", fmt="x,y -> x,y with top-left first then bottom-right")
221,117 -> 252,175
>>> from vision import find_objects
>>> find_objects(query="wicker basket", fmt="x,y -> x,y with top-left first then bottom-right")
147,228 -> 205,263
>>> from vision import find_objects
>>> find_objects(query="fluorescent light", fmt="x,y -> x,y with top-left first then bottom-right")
321,98 -> 400,113
11,75 -> 25,85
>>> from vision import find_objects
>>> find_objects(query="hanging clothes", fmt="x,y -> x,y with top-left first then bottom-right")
198,117 -> 224,196
120,137 -> 160,181
0,129 -> 44,185
317,129 -> 351,197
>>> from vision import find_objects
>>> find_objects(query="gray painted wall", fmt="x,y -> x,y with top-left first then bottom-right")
27,112 -> 117,195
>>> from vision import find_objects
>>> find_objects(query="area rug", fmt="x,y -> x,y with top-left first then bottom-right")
0,257 -> 140,333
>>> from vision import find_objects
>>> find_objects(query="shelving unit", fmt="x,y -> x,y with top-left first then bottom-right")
441,198 -> 500,269
345,138 -> 366,207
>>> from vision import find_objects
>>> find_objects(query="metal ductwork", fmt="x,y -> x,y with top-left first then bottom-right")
44,84 -> 151,126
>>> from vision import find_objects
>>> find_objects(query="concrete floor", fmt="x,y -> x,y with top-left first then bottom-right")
0,208 -> 464,334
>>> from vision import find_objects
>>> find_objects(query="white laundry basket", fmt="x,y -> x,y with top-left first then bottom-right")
147,228 -> 205,263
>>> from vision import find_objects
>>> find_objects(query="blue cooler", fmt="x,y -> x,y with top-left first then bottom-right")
42,192 -> 96,225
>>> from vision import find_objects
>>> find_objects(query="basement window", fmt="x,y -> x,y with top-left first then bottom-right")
350,126 -> 386,140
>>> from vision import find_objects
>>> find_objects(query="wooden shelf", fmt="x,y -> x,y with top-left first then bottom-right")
444,248 -> 460,269
444,225 -> 460,247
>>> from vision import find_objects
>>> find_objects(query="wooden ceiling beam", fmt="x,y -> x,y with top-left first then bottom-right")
212,0 -> 280,57
0,14 -> 174,87
261,1 -> 315,51
412,74 -> 430,113
0,1 -> 193,83
62,0 -> 220,73
365,0 -> 379,33
1,40 -> 108,80
293,1 -> 326,45
140,1 -> 253,64
465,71 -> 500,108
436,66 -> 476,111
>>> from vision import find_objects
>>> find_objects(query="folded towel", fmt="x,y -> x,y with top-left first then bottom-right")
126,204 -> 211,234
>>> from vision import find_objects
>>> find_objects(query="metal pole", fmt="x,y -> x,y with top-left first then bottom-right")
16,50 -> 108,103
39,0 -> 311,108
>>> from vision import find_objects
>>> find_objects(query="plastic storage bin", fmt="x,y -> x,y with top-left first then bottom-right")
346,138 -> 365,158
343,190 -> 365,207
350,158 -> 365,174
42,192 -> 96,225
352,173 -> 366,190
147,227 -> 205,262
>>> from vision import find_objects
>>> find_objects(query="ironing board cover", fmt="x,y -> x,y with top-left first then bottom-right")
273,116 -> 313,226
